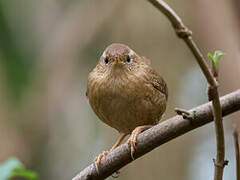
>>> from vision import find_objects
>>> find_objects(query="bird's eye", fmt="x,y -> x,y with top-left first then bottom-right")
126,56 -> 131,63
104,57 -> 109,64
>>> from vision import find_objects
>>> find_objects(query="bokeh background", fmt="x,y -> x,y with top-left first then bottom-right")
0,0 -> 240,179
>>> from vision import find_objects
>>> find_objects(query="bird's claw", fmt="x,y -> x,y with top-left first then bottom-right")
127,125 -> 153,160
127,131 -> 139,160
94,150 -> 109,167
94,151 -> 121,176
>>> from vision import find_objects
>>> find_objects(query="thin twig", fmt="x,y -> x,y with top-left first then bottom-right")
72,89 -> 240,180
174,107 -> 195,120
234,130 -> 240,180
147,0 -> 227,179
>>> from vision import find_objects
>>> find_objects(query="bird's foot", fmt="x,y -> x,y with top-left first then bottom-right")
127,133 -> 137,160
94,134 -> 127,175
127,125 -> 153,160
94,150 -> 109,167
94,151 -> 121,176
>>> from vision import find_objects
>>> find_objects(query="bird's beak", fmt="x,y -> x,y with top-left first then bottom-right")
112,57 -> 124,71
113,57 -> 121,63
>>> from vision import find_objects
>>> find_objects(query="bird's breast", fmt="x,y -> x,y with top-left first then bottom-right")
88,71 -> 166,134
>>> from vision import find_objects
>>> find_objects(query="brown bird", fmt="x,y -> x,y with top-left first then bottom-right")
87,43 -> 168,165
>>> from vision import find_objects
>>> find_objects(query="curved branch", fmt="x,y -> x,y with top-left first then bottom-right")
147,1 -> 226,179
72,89 -> 240,180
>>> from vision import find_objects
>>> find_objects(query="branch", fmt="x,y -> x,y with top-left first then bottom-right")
233,130 -> 240,180
72,89 -> 240,180
147,1 -> 226,179
147,0 -> 215,85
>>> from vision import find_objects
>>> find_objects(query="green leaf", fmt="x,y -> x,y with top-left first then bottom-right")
11,168 -> 38,180
213,51 -> 226,67
0,157 -> 38,180
207,53 -> 214,63
208,50 -> 226,68
0,157 -> 23,180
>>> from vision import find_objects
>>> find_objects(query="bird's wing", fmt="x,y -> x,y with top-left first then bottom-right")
141,56 -> 167,99
148,68 -> 168,100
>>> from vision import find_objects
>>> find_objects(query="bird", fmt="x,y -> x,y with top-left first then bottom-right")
86,43 -> 168,166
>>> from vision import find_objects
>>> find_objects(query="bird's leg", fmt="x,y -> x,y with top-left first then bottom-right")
95,133 -> 127,166
127,125 -> 153,160
110,133 -> 128,151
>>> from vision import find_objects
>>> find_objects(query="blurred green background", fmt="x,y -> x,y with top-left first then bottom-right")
0,0 -> 239,179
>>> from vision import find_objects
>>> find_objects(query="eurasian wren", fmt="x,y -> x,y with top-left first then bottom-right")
87,43 -> 168,164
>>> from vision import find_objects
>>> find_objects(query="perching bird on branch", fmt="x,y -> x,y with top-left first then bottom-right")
87,43 -> 168,166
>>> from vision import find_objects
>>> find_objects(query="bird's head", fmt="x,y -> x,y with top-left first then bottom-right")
98,43 -> 140,75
